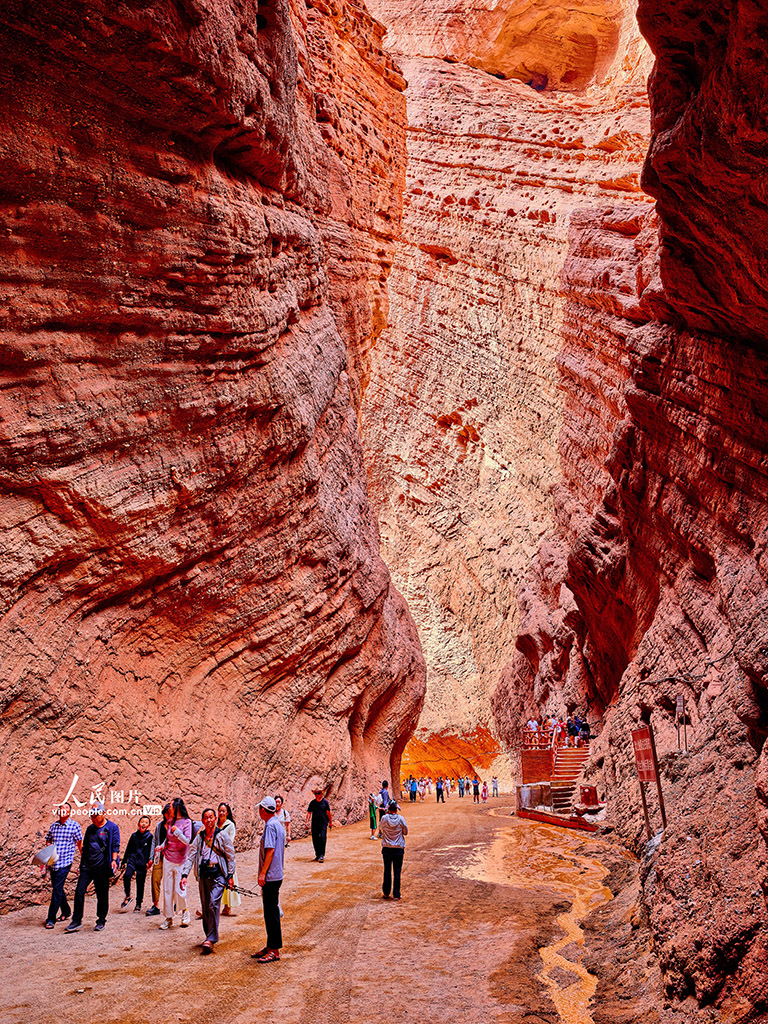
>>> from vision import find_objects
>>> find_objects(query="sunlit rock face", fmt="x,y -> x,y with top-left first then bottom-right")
361,0 -> 651,784
491,0 -> 768,1011
0,0 -> 425,909
366,0 -> 637,90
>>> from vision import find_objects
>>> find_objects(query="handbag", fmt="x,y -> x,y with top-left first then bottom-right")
33,844 -> 59,868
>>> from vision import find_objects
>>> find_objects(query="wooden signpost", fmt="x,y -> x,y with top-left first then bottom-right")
631,723 -> 667,837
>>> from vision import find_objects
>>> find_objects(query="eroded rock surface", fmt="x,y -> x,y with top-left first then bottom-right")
491,1 -> 768,1013
361,0 -> 651,787
0,0 -> 425,908
367,0 -> 638,90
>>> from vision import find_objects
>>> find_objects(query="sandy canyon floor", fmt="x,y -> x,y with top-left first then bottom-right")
2,801 -> 637,1024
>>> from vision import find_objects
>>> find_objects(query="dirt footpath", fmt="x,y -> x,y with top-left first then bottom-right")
1,799 -> 629,1024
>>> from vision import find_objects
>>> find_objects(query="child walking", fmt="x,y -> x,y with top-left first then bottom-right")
121,815 -> 153,912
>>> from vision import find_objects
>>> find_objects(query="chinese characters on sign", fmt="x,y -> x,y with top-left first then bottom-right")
631,723 -> 667,835
631,728 -> 657,783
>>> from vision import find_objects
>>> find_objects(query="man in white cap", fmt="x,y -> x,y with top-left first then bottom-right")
251,796 -> 285,964
65,803 -> 120,933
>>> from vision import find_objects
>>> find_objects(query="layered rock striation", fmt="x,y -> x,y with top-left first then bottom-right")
492,0 -> 768,1013
361,0 -> 651,784
0,0 -> 425,908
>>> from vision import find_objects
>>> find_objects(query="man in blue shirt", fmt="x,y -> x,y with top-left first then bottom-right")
252,796 -> 286,963
377,781 -> 390,824
65,803 -> 120,933
44,803 -> 83,928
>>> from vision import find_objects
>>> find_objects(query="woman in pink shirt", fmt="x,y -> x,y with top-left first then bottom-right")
159,797 -> 192,930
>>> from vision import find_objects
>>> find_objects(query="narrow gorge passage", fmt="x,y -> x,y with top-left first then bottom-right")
2,804 -> 631,1024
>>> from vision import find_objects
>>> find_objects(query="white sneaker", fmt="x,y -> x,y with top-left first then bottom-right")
279,904 -> 284,919
159,918 -> 172,930
180,910 -> 190,927
369,835 -> 377,840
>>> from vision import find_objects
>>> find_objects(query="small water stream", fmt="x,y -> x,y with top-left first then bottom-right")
455,814 -> 629,1024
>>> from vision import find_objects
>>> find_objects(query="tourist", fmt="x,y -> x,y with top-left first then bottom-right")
481,781 -> 488,803
378,799 -> 408,900
418,778 -> 426,802
377,780 -> 390,823
252,796 -> 286,963
120,815 -> 153,912
573,714 -> 583,746
368,793 -> 378,839
43,802 -> 82,929
472,777 -> 480,803
275,795 -> 291,846
426,777 -> 433,797
217,803 -> 241,917
305,786 -> 332,862
409,777 -> 418,802
580,719 -> 592,744
180,807 -> 235,955
159,797 -> 192,930
458,777 -> 465,798
557,718 -> 567,747
146,803 -> 171,917
492,776 -> 499,798
65,803 -> 120,933
435,776 -> 445,803
566,717 -> 578,748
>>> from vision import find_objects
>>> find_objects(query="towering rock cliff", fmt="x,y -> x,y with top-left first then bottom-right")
490,0 -> 768,1014
361,0 -> 652,782
0,0 -> 425,907
362,0 -> 767,1011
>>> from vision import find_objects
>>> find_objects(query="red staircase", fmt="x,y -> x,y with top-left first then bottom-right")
550,744 -> 590,813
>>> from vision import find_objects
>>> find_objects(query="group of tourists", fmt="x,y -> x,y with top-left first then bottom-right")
523,714 -> 591,748
400,774 -> 500,803
40,762 -> 507,961
41,791 -> 296,963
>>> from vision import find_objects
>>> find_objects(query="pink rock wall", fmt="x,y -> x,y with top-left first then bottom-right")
492,0 -> 768,1010
0,0 -> 425,908
361,0 -> 652,782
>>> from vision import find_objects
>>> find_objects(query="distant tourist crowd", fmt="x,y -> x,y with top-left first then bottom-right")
522,714 -> 591,748
396,775 -> 499,804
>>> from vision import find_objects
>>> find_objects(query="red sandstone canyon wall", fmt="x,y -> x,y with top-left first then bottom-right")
0,0 -> 425,908
361,0 -> 652,786
492,0 -> 768,1013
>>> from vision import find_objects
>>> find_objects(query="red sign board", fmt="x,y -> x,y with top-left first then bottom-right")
632,727 -> 657,782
